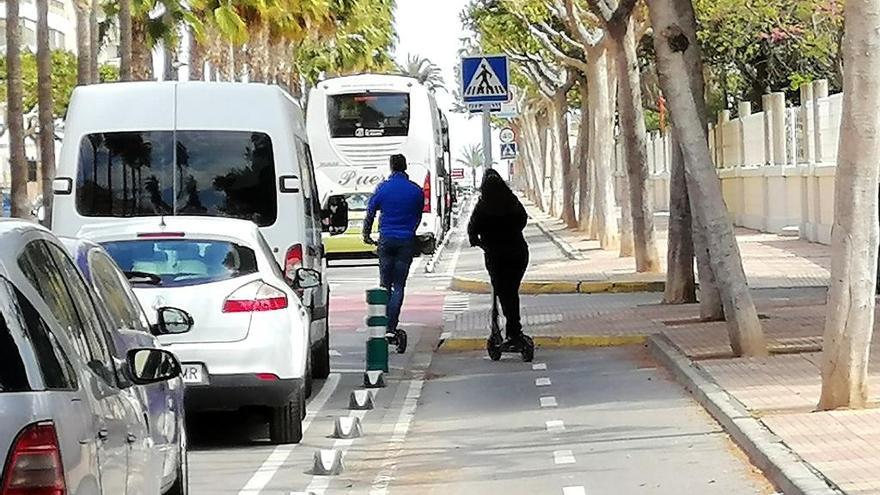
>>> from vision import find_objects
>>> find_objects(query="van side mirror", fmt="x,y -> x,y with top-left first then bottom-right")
322,195 -> 349,235
127,348 -> 181,385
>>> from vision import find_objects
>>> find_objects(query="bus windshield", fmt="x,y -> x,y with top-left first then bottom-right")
328,93 -> 410,138
75,130 -> 278,226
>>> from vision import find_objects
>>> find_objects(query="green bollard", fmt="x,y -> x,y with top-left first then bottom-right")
365,288 -> 389,372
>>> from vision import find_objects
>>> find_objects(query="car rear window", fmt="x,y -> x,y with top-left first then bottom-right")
328,92 -> 410,138
76,130 -> 278,226
102,239 -> 258,288
343,193 -> 371,212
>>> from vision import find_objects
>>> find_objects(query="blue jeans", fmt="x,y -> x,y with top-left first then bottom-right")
378,237 -> 417,332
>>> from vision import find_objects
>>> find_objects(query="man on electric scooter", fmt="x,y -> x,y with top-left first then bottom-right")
468,169 -> 533,357
363,154 -> 424,350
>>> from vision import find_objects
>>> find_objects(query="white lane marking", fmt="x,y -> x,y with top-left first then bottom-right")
238,373 -> 340,495
535,377 -> 552,387
554,450 -> 576,465
540,396 -> 558,408
369,379 -> 425,495
563,487 -> 586,495
546,420 -> 565,434
303,409 -> 369,494
533,363 -> 547,371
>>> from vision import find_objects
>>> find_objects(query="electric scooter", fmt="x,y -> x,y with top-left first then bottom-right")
486,291 -> 534,362
387,328 -> 407,354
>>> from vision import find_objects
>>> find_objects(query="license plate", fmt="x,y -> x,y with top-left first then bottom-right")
180,364 -> 208,385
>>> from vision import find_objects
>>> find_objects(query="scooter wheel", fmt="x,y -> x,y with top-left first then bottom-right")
487,336 -> 502,361
520,336 -> 535,363
396,330 -> 407,354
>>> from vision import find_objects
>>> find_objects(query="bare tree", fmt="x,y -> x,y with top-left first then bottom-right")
119,0 -> 133,81
818,0 -> 880,410
6,0 -> 30,218
663,132 -> 695,303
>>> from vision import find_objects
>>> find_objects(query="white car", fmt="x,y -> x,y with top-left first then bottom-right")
79,216 -> 321,444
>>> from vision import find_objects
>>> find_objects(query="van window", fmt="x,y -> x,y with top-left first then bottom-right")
328,93 -> 410,138
76,130 -> 278,227
102,239 -> 259,288
0,278 -> 31,393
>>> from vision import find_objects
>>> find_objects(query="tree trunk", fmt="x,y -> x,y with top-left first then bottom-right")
75,0 -> 90,85
36,0 -> 55,227
611,16 -> 661,272
648,0 -> 767,357
189,35 -> 204,81
663,133 -> 696,303
545,124 -> 558,216
818,0 -> 880,410
589,43 -> 620,250
88,0 -> 98,83
575,80 -> 594,234
524,110 -> 546,211
118,0 -> 132,81
619,171 -> 635,256
553,82 -> 577,228
6,0 -> 29,218
131,17 -> 152,80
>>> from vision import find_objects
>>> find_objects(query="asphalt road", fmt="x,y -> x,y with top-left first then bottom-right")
183,213 -> 774,495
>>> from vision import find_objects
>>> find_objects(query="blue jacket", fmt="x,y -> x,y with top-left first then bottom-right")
363,172 -> 424,240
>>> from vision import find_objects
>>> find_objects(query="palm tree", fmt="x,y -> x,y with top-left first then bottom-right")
119,0 -> 133,80
456,144 -> 483,189
397,54 -> 445,93
6,0 -> 29,218
75,0 -> 91,84
36,0 -> 56,226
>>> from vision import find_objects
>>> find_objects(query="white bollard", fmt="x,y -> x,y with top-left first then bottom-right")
312,449 -> 344,476
364,369 -> 385,388
333,416 -> 363,439
349,389 -> 375,410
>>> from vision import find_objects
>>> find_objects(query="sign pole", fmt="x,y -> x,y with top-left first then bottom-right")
482,104 -> 493,172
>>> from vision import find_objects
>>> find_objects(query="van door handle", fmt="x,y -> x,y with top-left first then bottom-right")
97,428 -> 109,441
126,433 -> 137,444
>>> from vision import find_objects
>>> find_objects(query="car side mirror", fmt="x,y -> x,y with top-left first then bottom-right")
127,348 -> 181,385
321,195 -> 349,235
152,307 -> 193,335
293,268 -> 322,290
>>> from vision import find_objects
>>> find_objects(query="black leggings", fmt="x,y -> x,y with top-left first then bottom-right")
485,249 -> 529,338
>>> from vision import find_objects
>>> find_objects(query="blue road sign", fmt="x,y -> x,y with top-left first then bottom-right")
500,142 -> 518,160
461,55 -> 510,104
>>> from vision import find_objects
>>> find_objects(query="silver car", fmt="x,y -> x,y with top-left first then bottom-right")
0,219 -> 184,494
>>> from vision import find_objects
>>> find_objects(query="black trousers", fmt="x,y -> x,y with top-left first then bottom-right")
485,246 -> 529,338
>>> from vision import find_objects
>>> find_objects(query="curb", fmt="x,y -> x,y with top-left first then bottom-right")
647,334 -> 842,495
439,335 -> 647,351
533,220 -> 581,260
450,276 -> 666,295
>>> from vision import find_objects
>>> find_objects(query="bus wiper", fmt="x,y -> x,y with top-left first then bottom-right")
124,271 -> 162,286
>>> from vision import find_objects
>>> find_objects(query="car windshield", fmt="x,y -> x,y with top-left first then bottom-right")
344,193 -> 372,212
101,239 -> 258,288
75,130 -> 278,226
328,92 -> 410,138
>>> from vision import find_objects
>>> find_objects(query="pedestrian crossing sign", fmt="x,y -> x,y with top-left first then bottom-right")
500,142 -> 518,160
461,55 -> 510,104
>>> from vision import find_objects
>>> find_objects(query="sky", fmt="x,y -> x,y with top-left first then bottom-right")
392,0 -> 508,182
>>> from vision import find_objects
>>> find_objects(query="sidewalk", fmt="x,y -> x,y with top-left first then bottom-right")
450,201 -> 831,294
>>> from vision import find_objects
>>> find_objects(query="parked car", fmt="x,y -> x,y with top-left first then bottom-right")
52,81 -> 350,387
0,219 -> 185,495
61,237 -> 194,495
80,216 -> 322,444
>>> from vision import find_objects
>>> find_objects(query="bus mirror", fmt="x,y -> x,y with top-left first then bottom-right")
322,195 -> 349,235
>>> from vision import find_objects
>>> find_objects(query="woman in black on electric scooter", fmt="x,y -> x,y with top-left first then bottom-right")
468,169 -> 531,348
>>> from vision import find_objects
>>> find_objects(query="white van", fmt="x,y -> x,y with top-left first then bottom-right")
52,82 -> 347,381
306,74 -> 450,252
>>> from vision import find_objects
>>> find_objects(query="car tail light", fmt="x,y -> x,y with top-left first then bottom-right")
222,281 -> 288,313
256,373 -> 279,381
423,173 -> 431,213
1,422 -> 66,495
137,232 -> 185,238
285,244 -> 303,280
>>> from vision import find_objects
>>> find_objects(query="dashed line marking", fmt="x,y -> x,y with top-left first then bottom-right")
553,450 -> 576,465
540,396 -> 558,408
533,363 -> 547,371
238,373 -> 341,495
535,377 -> 552,387
563,487 -> 586,495
546,420 -> 565,434
369,379 -> 426,495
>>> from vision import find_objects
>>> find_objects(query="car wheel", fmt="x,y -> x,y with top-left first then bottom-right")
163,430 -> 188,495
269,388 -> 304,444
312,324 -> 331,380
